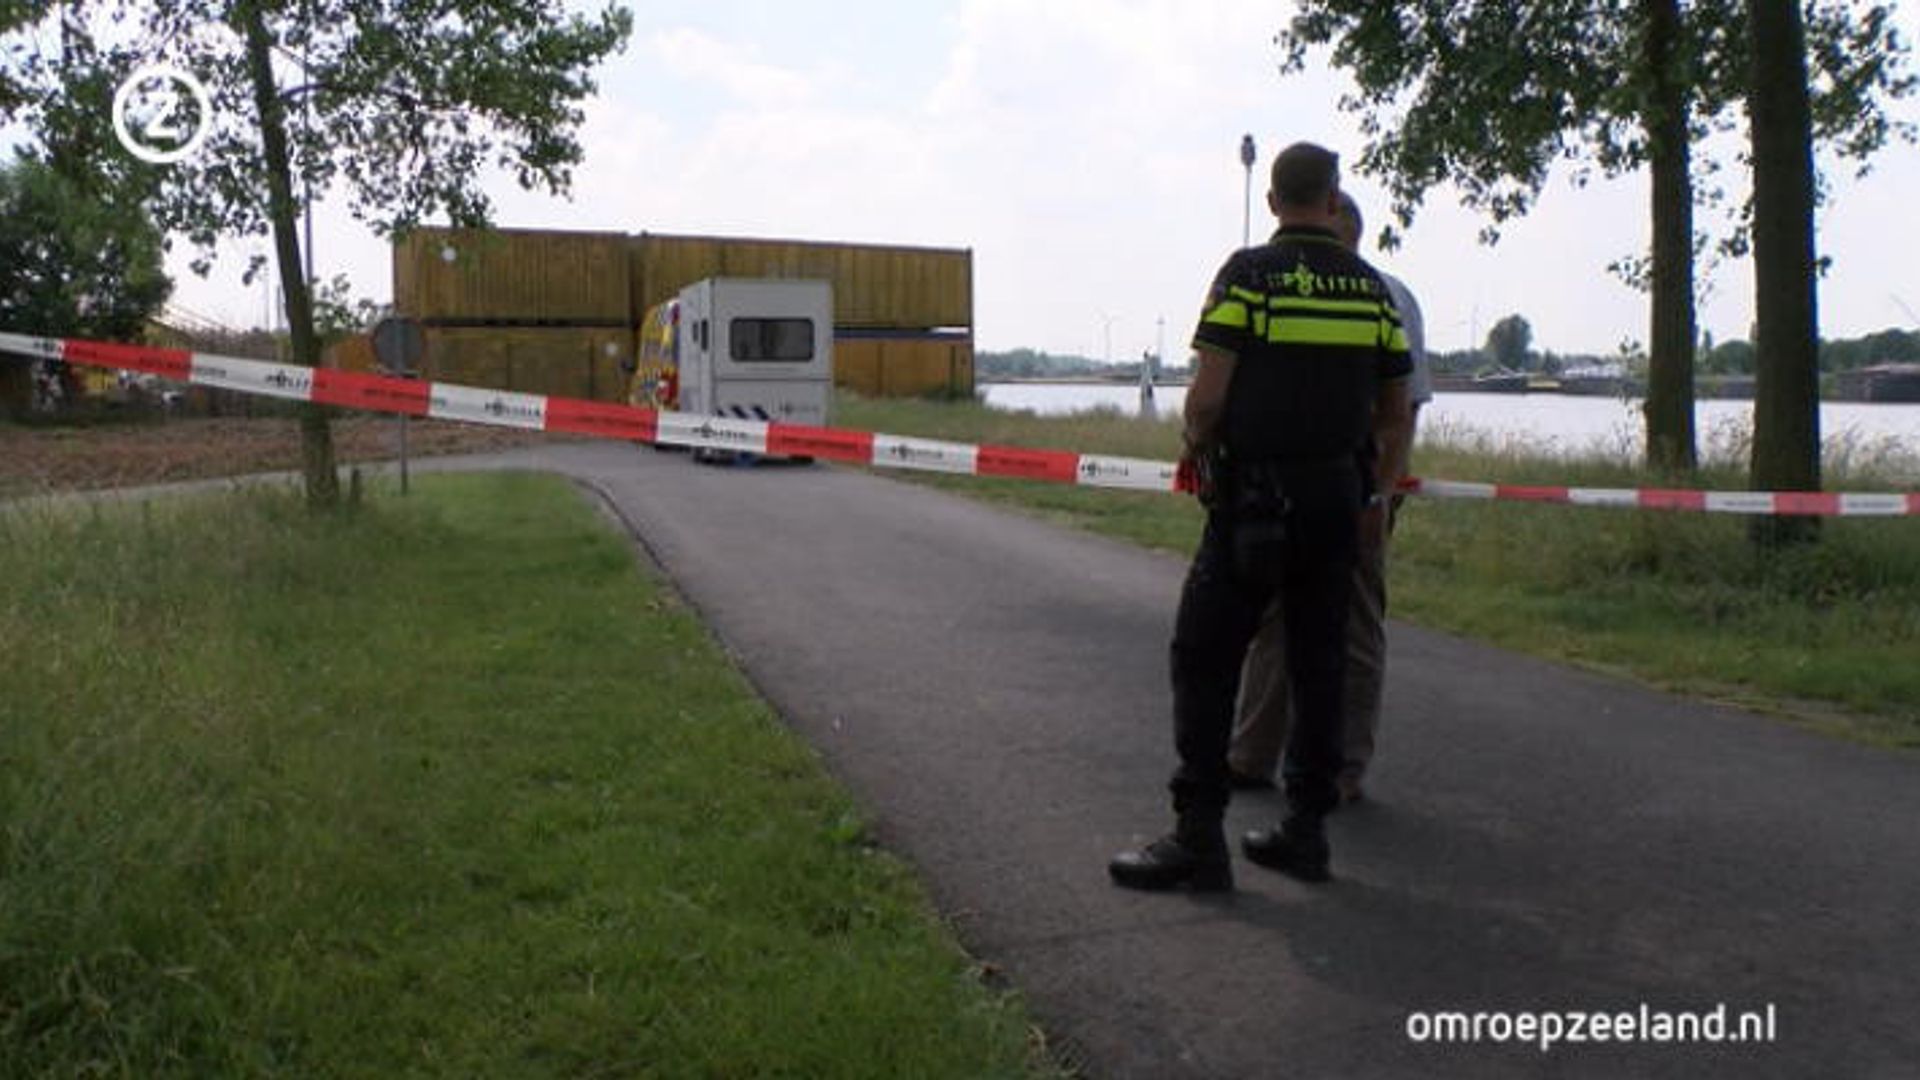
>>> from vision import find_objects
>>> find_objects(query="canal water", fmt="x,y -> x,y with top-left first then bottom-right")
980,383 -> 1920,476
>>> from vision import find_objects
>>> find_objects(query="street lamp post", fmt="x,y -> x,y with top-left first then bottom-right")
1239,134 -> 1257,248
301,0 -> 316,290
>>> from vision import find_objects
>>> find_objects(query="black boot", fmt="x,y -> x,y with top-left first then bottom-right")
1109,824 -> 1232,892
1241,814 -> 1331,883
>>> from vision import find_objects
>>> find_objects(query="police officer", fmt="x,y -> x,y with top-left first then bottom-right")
1109,142 -> 1413,889
1228,190 -> 1433,802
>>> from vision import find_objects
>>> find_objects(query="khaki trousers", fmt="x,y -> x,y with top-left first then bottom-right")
1228,525 -> 1388,783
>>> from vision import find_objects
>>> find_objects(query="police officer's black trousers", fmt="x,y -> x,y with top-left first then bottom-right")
1168,464 -> 1361,823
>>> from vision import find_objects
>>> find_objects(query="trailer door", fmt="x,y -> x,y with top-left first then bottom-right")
711,280 -> 832,384
675,279 -> 714,416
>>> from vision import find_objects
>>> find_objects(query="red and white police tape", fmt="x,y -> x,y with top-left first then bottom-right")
4,330 -> 1915,517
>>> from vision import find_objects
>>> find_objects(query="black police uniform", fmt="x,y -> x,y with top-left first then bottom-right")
1114,224 -> 1409,889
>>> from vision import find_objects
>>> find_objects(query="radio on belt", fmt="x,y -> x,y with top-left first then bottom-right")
627,277 -> 834,464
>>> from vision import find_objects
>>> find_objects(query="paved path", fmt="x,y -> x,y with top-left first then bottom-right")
209,444 -> 1920,1077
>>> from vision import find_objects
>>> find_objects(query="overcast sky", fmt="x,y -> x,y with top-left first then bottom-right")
144,1 -> 1920,360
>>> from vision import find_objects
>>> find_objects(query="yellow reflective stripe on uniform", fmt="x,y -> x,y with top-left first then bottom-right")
1266,296 -> 1388,318
1202,284 -> 1267,330
1202,300 -> 1249,329
1267,317 -> 1390,348
1213,275 -> 1409,348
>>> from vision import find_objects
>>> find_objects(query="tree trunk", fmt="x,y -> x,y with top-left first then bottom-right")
1746,0 -> 1821,543
1642,0 -> 1698,474
240,1 -> 338,509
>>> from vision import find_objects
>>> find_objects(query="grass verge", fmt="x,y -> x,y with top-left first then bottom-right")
0,472 -> 1058,1078
833,392 -> 1920,746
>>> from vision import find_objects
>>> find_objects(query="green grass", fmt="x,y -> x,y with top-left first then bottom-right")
833,392 -> 1920,746
0,473 -> 1059,1078
1391,438 -> 1920,743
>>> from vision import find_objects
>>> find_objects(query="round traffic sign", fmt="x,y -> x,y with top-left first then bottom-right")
371,317 -> 426,375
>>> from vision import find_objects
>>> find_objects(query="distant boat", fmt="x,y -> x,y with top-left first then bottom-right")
1697,374 -> 1756,400
1559,374 -> 1643,396
1833,364 -> 1920,403
1557,363 -> 1645,397
1470,370 -> 1530,393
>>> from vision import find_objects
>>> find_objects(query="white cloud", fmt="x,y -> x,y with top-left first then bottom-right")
641,27 -> 823,108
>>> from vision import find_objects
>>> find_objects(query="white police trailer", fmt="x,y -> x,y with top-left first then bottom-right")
672,277 -> 832,462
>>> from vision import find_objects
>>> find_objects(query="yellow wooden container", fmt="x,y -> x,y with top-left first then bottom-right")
419,327 -> 635,403
395,227 -> 632,325
632,234 -> 971,332
323,333 -> 378,373
833,336 -> 974,398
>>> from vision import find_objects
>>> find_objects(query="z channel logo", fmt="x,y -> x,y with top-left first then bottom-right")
113,64 -> 213,165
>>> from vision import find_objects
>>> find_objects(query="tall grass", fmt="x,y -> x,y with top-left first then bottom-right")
1403,417 -> 1920,732
0,474 -> 1058,1077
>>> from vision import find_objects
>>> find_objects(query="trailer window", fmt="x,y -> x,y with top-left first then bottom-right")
729,318 -> 814,362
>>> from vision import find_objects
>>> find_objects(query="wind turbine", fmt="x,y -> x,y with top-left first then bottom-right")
1891,294 -> 1920,327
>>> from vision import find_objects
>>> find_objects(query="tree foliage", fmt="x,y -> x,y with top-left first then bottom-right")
0,2 -> 34,118
3,1 -> 631,504
1279,1 -> 1914,476
1484,313 -> 1535,371
1280,2 -> 1911,248
977,348 -> 1110,380
1703,336 -> 1757,374
311,272 -> 386,346
1428,325 -> 1908,378
7,2 -> 632,274
1283,3 -> 1711,244
1826,327 -> 1920,369
0,152 -> 171,342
